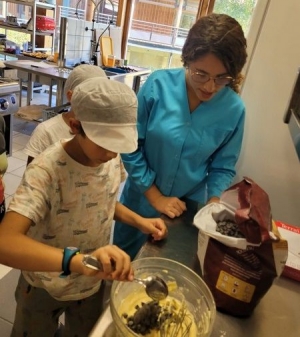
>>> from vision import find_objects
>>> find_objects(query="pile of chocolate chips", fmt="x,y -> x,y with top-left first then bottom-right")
122,300 -> 168,335
216,219 -> 245,238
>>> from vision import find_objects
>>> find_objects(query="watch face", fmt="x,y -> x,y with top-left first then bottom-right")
67,247 -> 79,251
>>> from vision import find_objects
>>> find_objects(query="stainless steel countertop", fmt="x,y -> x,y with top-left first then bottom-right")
3,60 -> 151,107
90,205 -> 300,337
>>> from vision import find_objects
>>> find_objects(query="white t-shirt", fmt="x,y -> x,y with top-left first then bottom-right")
9,140 -> 126,301
24,114 -> 71,158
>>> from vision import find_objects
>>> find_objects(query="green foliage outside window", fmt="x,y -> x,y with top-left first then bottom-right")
180,14 -> 194,30
213,0 -> 257,35
0,28 -> 30,48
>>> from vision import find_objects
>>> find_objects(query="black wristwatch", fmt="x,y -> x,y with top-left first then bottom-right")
60,247 -> 80,278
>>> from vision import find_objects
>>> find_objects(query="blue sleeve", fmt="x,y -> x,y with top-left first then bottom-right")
121,73 -> 157,194
206,109 -> 245,199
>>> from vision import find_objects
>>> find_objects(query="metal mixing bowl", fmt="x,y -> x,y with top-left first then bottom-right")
110,257 -> 216,337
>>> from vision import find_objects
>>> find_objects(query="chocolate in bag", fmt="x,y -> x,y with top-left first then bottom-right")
194,177 -> 288,317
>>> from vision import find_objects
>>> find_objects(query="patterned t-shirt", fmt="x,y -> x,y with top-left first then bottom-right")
8,140 -> 126,301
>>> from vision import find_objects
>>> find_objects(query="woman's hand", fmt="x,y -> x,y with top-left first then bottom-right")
72,245 -> 134,281
137,217 -> 168,241
206,196 -> 220,204
152,195 -> 187,218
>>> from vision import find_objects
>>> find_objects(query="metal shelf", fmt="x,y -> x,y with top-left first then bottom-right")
0,50 -> 49,58
0,24 -> 33,35
1,0 -> 56,54
0,51 -> 20,58
3,0 -> 55,10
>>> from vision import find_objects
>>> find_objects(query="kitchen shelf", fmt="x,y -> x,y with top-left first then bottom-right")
3,0 -> 54,8
1,0 -> 56,53
0,50 -> 49,58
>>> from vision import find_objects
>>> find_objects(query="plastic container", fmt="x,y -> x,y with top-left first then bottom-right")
36,15 -> 55,32
42,104 -> 70,121
110,257 -> 216,337
107,55 -> 115,67
53,52 -> 59,63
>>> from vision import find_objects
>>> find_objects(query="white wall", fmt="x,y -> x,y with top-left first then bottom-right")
65,18 -> 122,66
237,0 -> 300,225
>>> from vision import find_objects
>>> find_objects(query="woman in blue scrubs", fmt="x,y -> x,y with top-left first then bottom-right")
113,13 -> 248,259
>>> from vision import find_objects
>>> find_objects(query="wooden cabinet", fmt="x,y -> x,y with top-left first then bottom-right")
0,0 -> 56,55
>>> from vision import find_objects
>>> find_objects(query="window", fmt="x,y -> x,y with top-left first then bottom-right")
125,0 -> 259,70
213,0 -> 258,35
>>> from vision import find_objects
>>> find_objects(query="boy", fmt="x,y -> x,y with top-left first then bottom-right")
0,77 -> 167,337
24,64 -> 107,165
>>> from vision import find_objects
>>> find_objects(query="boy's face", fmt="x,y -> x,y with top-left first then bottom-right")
79,134 -> 118,166
67,119 -> 118,167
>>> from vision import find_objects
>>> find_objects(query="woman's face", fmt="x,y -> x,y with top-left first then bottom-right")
186,53 -> 231,102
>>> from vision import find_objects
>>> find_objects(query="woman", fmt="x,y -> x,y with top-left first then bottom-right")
113,13 -> 248,259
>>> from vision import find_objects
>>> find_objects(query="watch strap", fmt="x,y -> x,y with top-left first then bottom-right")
60,247 -> 80,278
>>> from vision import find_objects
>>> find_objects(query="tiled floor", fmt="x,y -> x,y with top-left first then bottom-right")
0,88 -> 50,336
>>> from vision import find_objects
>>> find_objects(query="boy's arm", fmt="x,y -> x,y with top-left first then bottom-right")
0,211 -> 65,272
113,202 -> 168,240
0,211 -> 133,280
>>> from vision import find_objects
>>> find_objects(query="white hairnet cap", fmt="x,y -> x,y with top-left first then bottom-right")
64,64 -> 107,95
71,77 -> 138,153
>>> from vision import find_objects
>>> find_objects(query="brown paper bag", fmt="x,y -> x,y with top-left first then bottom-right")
194,177 -> 288,317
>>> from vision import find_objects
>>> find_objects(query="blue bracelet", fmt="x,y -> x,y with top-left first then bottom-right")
60,247 -> 80,278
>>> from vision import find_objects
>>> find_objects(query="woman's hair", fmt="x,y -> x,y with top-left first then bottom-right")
182,13 -> 247,93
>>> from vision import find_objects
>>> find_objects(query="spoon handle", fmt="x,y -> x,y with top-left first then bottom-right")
82,255 -> 116,271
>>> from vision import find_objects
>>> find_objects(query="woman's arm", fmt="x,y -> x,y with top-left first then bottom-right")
206,109 -> 245,199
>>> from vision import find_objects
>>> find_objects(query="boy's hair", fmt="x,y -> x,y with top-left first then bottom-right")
71,77 -> 138,153
64,64 -> 107,96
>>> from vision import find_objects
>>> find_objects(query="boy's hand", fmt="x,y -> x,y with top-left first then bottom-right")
138,218 -> 168,241
74,245 -> 133,281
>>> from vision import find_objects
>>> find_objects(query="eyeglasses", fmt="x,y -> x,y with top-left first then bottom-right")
190,70 -> 233,86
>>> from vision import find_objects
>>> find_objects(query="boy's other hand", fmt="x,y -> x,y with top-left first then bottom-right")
138,218 -> 168,241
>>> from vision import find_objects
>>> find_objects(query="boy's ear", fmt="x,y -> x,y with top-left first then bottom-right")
66,90 -> 73,102
69,118 -> 82,134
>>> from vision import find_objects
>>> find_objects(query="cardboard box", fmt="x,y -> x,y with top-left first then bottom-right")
0,68 -> 18,80
276,220 -> 300,282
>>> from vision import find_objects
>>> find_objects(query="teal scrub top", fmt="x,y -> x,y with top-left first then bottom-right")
113,67 -> 245,258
